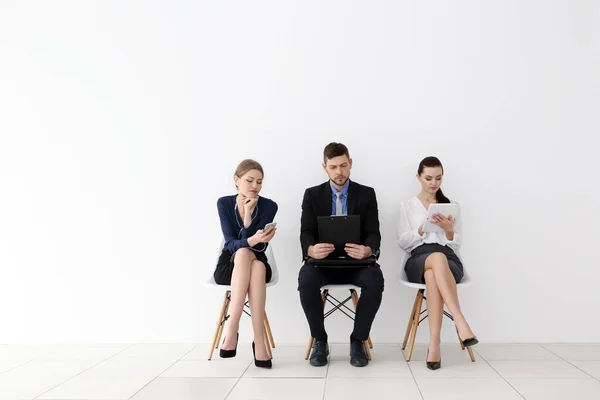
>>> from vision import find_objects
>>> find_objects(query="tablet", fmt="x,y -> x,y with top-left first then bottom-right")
422,203 -> 460,233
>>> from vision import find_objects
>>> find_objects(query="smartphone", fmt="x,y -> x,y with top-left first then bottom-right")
264,221 -> 277,231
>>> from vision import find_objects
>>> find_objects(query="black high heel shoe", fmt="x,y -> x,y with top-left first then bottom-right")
219,333 -> 238,358
426,349 -> 441,370
252,341 -> 272,369
461,337 -> 479,347
455,323 -> 479,347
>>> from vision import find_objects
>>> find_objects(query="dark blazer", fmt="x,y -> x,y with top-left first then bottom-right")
300,180 -> 381,261
217,195 -> 278,254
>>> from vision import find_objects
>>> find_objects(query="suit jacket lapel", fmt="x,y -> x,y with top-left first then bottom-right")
318,182 -> 333,217
347,181 -> 358,215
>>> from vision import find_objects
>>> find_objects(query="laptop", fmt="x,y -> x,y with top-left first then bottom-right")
308,215 -> 376,267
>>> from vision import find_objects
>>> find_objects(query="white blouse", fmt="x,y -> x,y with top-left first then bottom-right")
397,196 -> 462,253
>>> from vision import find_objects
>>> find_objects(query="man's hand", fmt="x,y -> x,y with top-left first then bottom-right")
344,243 -> 372,260
308,243 -> 335,260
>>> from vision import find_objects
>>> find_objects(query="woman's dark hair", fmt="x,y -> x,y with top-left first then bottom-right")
418,156 -> 450,204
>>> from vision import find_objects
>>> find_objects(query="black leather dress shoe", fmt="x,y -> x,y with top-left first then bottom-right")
309,340 -> 329,367
349,341 -> 368,367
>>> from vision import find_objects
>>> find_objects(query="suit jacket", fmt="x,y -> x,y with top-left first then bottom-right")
300,180 -> 381,261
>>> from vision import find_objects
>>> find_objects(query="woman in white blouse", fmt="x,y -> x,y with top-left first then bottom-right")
397,156 -> 477,370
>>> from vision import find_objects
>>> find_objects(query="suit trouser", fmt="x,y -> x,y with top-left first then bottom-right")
298,262 -> 384,342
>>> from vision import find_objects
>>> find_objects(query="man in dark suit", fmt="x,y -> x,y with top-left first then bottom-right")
298,142 -> 384,367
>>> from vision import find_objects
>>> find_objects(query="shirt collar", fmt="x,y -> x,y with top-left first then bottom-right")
330,180 -> 350,197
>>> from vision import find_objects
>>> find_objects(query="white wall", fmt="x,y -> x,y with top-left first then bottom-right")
1,1 -> 599,344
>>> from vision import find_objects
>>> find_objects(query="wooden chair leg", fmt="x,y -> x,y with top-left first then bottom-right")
305,289 -> 329,360
264,325 -> 273,359
305,337 -> 315,360
262,316 -> 271,350
350,288 -> 359,308
350,289 -> 374,350
264,312 -> 275,348
208,290 -> 230,360
454,323 -> 476,361
242,298 -> 272,359
364,341 -> 372,360
264,326 -> 272,350
467,346 -> 476,362
214,291 -> 231,350
402,292 -> 421,350
405,290 -> 424,362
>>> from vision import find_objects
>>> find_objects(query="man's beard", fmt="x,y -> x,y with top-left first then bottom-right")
331,176 -> 348,187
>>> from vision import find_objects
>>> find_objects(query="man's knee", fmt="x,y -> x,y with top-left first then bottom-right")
358,266 -> 384,292
298,262 -> 322,291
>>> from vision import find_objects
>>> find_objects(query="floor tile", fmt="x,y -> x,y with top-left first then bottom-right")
568,361 -> 600,379
243,346 -> 327,378
324,378 -> 422,400
328,344 -> 412,378
508,378 -> 600,400
38,376 -> 154,400
489,360 -> 589,378
0,360 -> 96,399
161,359 -> 252,378
76,357 -> 175,379
416,377 -> 523,400
226,378 -> 325,400
404,344 -> 478,363
115,344 -> 195,360
130,377 -> 237,400
542,344 -> 600,361
36,345 -> 128,362
474,344 -> 559,361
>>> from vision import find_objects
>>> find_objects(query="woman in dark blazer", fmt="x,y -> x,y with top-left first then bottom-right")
214,159 -> 277,368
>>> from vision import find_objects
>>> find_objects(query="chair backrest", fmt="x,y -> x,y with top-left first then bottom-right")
264,243 -> 278,286
458,262 -> 472,287
215,238 -> 226,265
204,238 -> 226,287
398,248 -> 411,284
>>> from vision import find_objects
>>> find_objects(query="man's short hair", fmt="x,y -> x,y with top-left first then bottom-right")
323,142 -> 350,164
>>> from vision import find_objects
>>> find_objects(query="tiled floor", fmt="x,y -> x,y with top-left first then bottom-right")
1,343 -> 600,399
